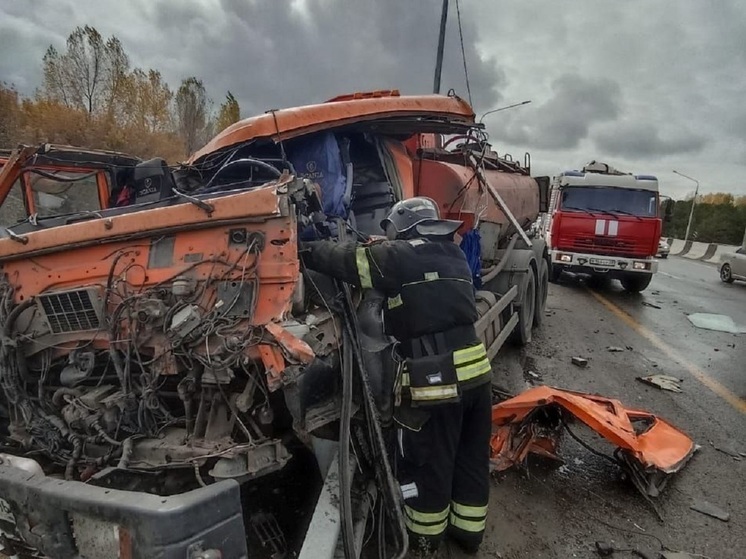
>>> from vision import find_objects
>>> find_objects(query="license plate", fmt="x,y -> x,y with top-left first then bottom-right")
0,497 -> 15,524
589,258 -> 615,266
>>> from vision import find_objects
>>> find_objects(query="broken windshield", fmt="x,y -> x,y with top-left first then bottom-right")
27,170 -> 102,218
561,186 -> 657,217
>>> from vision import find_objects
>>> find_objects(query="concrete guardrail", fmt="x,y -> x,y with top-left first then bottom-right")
669,239 -> 687,255
682,242 -> 710,260
666,239 -> 741,264
707,244 -> 741,264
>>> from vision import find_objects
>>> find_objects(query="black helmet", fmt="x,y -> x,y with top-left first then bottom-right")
380,197 -> 463,239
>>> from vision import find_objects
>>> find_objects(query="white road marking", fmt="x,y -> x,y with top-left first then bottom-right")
659,271 -> 684,280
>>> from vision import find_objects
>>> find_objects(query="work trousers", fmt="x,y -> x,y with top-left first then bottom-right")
396,382 -> 492,555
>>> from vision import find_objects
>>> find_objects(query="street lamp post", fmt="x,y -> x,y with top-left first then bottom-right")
673,170 -> 700,242
479,100 -> 532,123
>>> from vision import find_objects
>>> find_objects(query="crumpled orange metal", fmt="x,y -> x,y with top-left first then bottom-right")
491,386 -> 697,490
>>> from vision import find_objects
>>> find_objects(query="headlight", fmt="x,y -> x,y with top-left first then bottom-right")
558,253 -> 572,262
71,514 -> 132,559
633,261 -> 649,270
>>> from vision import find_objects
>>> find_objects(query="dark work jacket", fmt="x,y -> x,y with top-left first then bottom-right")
302,238 -> 478,344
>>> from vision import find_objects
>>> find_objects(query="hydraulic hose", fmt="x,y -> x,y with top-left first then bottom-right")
339,284 -> 408,559
339,326 -> 356,559
481,233 -> 519,284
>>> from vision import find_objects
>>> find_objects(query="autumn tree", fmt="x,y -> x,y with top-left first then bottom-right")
700,192 -> 734,205
175,77 -> 213,154
215,91 -> 241,133
42,26 -> 129,116
0,84 -> 21,146
122,69 -> 173,133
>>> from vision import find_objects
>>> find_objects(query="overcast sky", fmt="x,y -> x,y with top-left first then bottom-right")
1,0 -> 744,199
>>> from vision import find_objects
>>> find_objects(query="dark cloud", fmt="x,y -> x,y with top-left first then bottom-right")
0,0 -> 504,116
593,122 -> 707,159
2,0 -> 746,195
149,0 -> 506,115
496,74 -> 622,150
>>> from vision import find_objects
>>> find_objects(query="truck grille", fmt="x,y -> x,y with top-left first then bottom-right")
569,236 -> 641,256
38,288 -> 102,333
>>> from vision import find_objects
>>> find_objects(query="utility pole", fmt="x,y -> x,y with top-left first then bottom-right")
433,0 -> 449,94
673,170 -> 700,242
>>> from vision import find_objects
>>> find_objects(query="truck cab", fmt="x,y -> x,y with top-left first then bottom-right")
544,161 -> 662,292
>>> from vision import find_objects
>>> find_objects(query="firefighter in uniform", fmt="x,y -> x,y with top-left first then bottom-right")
301,197 -> 492,555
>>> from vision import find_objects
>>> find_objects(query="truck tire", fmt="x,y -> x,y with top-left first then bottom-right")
510,265 -> 536,345
533,259 -> 549,328
549,263 -> 562,283
620,273 -> 653,293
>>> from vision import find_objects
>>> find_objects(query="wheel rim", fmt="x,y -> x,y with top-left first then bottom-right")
721,264 -> 731,281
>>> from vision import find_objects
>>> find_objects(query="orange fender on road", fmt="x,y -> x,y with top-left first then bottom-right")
490,386 -> 698,498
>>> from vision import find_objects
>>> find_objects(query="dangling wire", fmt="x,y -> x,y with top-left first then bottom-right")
456,0 -> 473,106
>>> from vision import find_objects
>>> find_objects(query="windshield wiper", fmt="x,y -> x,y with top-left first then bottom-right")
172,187 -> 215,215
608,209 -> 643,221
587,207 -> 619,219
563,206 -> 596,216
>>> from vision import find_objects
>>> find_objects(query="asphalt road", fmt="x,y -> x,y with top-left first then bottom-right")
452,255 -> 746,559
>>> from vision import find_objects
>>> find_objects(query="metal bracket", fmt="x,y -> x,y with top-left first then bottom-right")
467,153 -> 532,248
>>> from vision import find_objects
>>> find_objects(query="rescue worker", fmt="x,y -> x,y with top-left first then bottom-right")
300,197 -> 492,555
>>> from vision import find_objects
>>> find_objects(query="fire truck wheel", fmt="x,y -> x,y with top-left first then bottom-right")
533,259 -> 549,328
511,266 -> 536,345
620,273 -> 653,293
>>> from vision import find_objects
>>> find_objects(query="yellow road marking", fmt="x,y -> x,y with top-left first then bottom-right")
588,289 -> 746,415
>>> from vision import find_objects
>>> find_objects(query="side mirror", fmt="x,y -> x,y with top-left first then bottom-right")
535,176 -> 550,213
663,199 -> 674,223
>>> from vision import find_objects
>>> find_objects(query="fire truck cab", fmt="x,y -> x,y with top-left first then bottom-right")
544,161 -> 663,293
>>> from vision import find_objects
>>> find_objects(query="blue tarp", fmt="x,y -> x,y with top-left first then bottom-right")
460,229 -> 482,289
288,132 -> 348,220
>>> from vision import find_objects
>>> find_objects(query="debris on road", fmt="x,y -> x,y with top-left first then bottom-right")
636,375 -> 683,393
690,499 -> 730,522
489,386 -> 697,502
711,441 -> 743,461
572,356 -> 589,367
607,346 -> 625,352
687,313 -> 746,334
642,301 -> 662,309
660,552 -> 701,559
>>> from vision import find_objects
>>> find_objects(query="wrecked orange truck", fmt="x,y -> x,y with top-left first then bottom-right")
0,92 -> 555,558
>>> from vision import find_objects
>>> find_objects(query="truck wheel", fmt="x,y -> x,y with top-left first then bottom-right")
510,266 -> 536,345
549,263 -> 562,283
620,273 -> 653,293
533,259 -> 549,328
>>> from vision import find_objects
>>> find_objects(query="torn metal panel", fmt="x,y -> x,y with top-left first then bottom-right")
490,386 -> 697,498
637,375 -> 683,393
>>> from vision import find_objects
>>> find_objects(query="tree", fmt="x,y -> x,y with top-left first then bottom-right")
700,192 -> 734,205
0,83 -> 21,146
215,91 -> 241,133
175,77 -> 212,154
42,26 -> 130,116
122,69 -> 173,133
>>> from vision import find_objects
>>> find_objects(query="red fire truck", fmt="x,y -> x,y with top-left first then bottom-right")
543,161 -> 671,293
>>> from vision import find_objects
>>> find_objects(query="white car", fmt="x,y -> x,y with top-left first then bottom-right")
657,239 -> 670,259
719,247 -> 746,283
